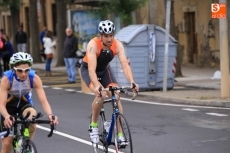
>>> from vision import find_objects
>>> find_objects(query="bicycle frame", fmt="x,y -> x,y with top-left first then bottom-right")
4,112 -> 55,152
93,84 -> 137,152
102,86 -> 120,146
13,119 -> 31,150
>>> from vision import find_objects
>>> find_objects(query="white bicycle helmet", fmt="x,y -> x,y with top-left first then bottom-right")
10,52 -> 33,66
98,20 -> 115,34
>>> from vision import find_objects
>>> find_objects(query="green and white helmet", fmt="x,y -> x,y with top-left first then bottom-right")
10,52 -> 33,66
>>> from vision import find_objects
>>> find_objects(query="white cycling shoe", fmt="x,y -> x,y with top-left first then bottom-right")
89,127 -> 99,144
118,136 -> 128,146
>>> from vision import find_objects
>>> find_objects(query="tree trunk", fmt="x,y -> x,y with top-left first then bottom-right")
227,0 -> 230,66
29,0 -> 42,63
40,0 -> 47,26
9,7 -> 19,52
169,0 -> 183,77
55,0 -> 67,66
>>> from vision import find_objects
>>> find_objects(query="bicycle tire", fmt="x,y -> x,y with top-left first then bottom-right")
91,114 -> 108,153
23,140 -> 38,153
114,113 -> 133,153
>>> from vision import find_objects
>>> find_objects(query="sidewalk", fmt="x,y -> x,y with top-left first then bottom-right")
135,65 -> 229,107
32,59 -> 230,107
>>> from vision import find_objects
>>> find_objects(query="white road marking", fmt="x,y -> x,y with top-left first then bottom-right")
42,85 -> 49,88
36,125 -> 118,153
182,108 -> 199,111
120,97 -> 230,110
47,85 -> 230,110
52,87 -> 63,90
205,113 -> 228,116
64,89 -> 76,92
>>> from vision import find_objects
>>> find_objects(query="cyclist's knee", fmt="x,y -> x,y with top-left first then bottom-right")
23,107 -> 37,119
94,96 -> 104,104
115,92 -> 120,102
1,137 -> 13,152
29,124 -> 36,140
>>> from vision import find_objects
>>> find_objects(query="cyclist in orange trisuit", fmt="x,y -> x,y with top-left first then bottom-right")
80,20 -> 139,145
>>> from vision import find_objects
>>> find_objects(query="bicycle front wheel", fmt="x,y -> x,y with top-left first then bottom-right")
23,140 -> 38,153
114,113 -> 133,153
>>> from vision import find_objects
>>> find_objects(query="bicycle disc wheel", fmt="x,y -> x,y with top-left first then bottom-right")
91,115 -> 108,153
114,113 -> 133,153
24,141 -> 37,153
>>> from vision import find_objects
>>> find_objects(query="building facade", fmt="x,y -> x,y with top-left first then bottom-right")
0,0 -> 221,67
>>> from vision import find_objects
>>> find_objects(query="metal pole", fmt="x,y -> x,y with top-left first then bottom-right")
163,0 -> 171,92
219,0 -> 230,97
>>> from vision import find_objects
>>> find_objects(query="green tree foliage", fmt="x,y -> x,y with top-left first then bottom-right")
98,0 -> 149,26
0,0 -> 21,12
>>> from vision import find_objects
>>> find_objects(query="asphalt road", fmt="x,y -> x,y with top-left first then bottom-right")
1,70 -> 230,153
27,87 -> 230,153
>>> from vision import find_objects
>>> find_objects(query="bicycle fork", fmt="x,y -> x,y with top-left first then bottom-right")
14,126 -> 30,152
106,112 -> 116,145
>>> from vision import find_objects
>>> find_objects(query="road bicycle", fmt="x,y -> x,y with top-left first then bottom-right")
91,83 -> 137,153
4,111 -> 55,153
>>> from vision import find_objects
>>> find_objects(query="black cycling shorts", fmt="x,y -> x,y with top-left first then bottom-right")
0,97 -> 34,133
80,65 -> 118,88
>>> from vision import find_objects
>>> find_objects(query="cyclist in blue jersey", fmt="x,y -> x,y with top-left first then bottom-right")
0,52 -> 58,153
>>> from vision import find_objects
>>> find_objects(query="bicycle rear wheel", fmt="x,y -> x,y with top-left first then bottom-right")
91,114 -> 108,153
23,140 -> 37,153
114,113 -> 133,153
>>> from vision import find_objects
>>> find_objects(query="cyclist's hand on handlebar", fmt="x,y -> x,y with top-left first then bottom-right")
94,86 -> 101,97
48,115 -> 59,125
95,86 -> 106,99
4,115 -> 14,128
131,82 -> 139,93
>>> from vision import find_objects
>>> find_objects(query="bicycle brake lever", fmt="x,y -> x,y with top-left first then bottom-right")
32,112 -> 43,120
22,111 -> 31,120
131,83 -> 138,100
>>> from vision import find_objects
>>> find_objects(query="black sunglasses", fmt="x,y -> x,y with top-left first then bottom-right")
14,67 -> 31,73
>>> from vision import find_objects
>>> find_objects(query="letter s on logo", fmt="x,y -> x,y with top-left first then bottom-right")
211,4 -> 220,13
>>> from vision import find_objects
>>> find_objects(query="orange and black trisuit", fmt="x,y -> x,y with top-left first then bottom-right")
81,37 -> 119,88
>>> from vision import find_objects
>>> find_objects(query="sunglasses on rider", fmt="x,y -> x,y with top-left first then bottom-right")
14,67 -> 31,73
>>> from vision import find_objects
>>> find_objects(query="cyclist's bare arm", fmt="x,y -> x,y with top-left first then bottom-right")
87,40 -> 100,89
33,74 -> 53,117
117,41 -> 135,83
0,76 -> 11,119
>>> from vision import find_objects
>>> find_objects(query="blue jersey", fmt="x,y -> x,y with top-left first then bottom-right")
3,69 -> 35,106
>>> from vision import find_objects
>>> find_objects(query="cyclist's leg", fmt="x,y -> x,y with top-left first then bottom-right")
81,66 -> 104,143
19,102 -> 37,140
0,100 -> 17,153
101,66 -> 123,113
1,114 -> 14,153
101,67 -> 125,139
89,82 -> 105,123
81,66 -> 104,124
1,136 -> 13,153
